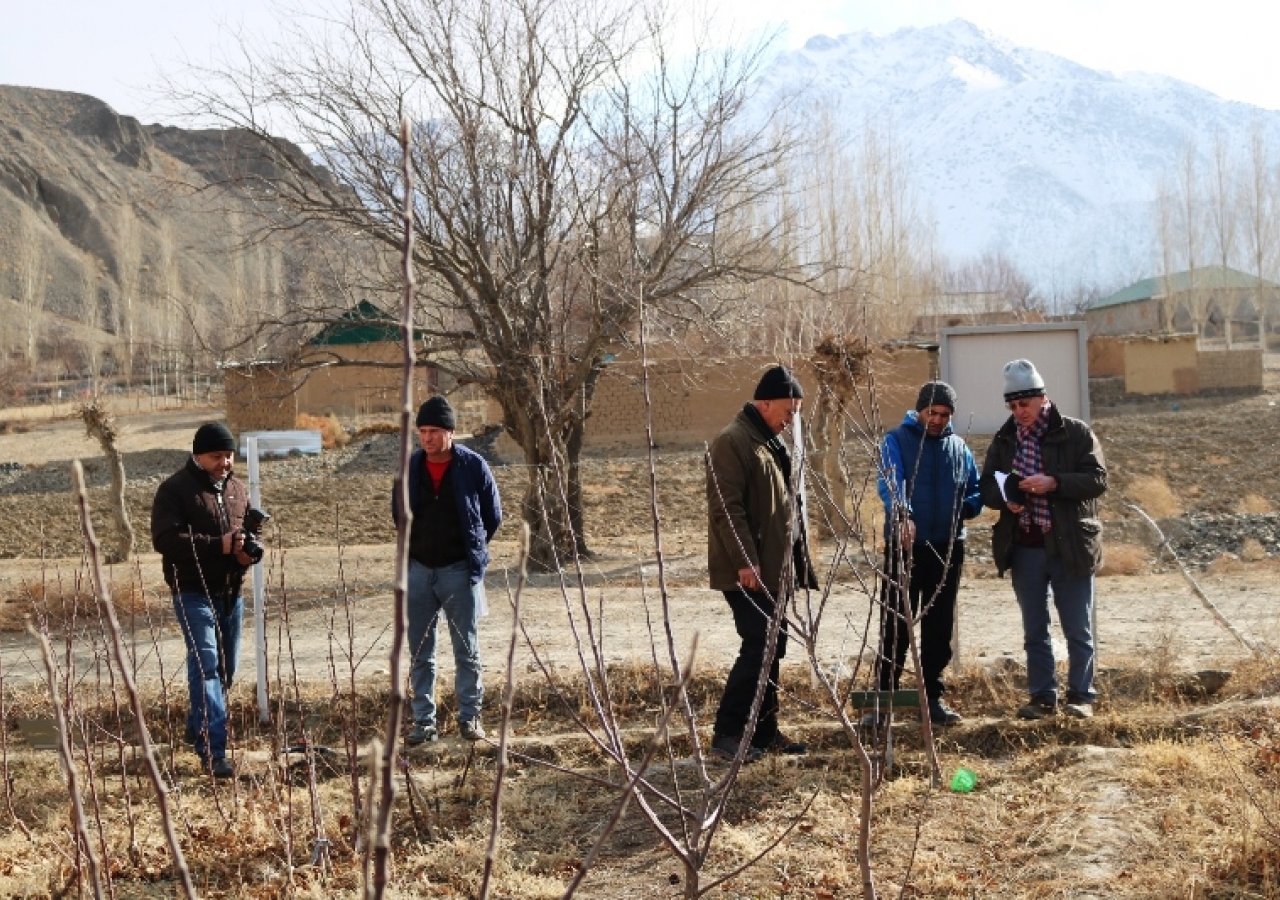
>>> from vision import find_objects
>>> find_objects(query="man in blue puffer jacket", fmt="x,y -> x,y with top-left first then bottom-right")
873,381 -> 981,726
392,396 -> 502,745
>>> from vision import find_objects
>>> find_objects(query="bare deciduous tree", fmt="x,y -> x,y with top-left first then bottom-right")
174,0 -> 790,569
944,250 -> 1040,318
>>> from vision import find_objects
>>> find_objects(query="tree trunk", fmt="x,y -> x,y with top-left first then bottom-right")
565,413 -> 592,559
499,370 -> 602,572
521,449 -> 582,572
79,401 -> 135,564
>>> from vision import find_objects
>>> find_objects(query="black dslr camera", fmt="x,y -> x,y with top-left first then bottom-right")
241,508 -> 271,563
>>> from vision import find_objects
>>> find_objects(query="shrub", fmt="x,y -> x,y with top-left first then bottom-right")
297,412 -> 350,449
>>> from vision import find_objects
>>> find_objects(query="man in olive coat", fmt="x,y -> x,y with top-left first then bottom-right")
707,364 -> 817,762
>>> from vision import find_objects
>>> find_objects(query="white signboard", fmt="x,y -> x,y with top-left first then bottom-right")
939,324 -> 1089,435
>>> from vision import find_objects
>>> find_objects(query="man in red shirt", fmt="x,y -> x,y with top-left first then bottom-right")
394,396 -> 503,743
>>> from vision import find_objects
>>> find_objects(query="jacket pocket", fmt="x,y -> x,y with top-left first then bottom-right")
1078,516 -> 1103,572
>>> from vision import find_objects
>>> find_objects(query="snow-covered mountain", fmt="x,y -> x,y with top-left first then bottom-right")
753,19 -> 1280,297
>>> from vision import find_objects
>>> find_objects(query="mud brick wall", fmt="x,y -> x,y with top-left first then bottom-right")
1087,337 -> 1125,378
438,380 -> 490,435
484,348 -> 936,460
1088,376 -> 1125,407
294,342 -> 432,417
224,366 -> 297,435
1197,347 -> 1263,392
1085,297 -> 1161,337
1124,335 -> 1198,395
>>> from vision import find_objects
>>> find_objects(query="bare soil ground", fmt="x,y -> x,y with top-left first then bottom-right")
1,397 -> 1280,897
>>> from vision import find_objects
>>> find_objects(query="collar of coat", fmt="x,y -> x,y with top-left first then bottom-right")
998,401 -> 1065,441
185,455 -> 230,492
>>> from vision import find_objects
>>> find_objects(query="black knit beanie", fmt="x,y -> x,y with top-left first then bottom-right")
753,365 -> 804,400
192,423 -> 236,455
415,396 -> 457,430
915,381 -> 957,412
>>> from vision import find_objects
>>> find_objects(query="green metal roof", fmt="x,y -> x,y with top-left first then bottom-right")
1091,265 -> 1277,311
308,300 -> 412,346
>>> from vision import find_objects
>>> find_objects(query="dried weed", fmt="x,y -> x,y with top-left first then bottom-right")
1125,473 -> 1183,518
297,412 -> 351,449
1098,541 -> 1149,576
1242,493 -> 1274,514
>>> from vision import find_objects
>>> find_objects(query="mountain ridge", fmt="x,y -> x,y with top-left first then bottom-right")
756,18 -> 1280,297
0,85 -> 353,381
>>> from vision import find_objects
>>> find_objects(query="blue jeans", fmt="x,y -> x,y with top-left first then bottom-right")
407,560 -> 484,725
1010,546 -> 1096,704
172,591 -> 243,760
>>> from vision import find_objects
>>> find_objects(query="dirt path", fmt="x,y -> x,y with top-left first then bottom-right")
0,545 -> 1268,698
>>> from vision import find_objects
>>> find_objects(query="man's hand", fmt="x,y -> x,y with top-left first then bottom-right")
737,566 -> 762,592
223,532 -> 255,565
900,519 -> 917,544
1018,474 -> 1058,496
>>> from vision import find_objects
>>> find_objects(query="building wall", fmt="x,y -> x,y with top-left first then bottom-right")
1123,336 -> 1198,395
1198,347 -> 1263,392
488,347 -> 936,460
224,366 -> 297,434
294,342 -> 433,417
1086,298 -> 1161,337
1087,337 -> 1126,378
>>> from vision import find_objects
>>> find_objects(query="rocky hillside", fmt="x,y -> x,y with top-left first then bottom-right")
0,86 -> 356,381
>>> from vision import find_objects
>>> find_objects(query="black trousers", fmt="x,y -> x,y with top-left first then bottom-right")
714,589 -> 787,747
875,540 -> 964,702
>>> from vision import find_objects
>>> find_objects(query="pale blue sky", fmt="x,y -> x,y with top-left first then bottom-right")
2,0 -> 1278,120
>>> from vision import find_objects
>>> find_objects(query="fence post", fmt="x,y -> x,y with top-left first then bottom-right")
246,436 -> 270,724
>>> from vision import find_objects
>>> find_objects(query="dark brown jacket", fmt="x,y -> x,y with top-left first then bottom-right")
979,404 -> 1107,578
707,407 -> 816,595
150,457 -> 250,598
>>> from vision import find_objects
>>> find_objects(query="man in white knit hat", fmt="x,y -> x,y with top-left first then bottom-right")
979,360 -> 1108,720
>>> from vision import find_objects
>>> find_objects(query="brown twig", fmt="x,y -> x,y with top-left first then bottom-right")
371,114 -> 417,900
31,622 -> 104,899
479,523 -> 531,899
70,460 -> 197,898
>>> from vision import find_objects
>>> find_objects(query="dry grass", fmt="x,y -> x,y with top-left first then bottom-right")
1241,537 -> 1271,562
1098,541 -> 1149,576
0,573 -> 151,633
352,420 -> 400,438
1242,493 -> 1274,514
1124,473 -> 1183,518
1,652 -> 1278,897
297,412 -> 351,449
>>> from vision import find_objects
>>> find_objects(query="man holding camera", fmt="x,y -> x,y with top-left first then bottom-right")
151,422 -> 262,778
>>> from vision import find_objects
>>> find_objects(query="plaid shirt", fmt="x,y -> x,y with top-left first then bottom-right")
1013,402 -> 1053,533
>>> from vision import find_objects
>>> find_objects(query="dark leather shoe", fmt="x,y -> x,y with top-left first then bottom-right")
710,734 -> 763,763
206,757 -> 235,779
1017,697 -> 1057,720
760,732 -> 808,755
859,711 -> 890,729
928,699 -> 962,726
